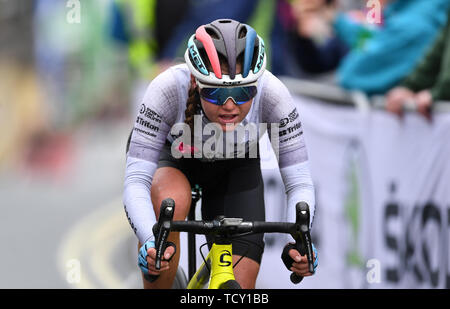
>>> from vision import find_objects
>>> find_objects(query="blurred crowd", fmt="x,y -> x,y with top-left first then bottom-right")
1,0 -> 450,173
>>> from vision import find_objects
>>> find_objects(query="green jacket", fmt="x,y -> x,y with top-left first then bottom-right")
401,13 -> 450,101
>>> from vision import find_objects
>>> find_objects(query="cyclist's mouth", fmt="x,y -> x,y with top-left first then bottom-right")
218,114 -> 238,124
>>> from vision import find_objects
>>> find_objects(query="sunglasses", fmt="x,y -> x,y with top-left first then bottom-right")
197,80 -> 258,106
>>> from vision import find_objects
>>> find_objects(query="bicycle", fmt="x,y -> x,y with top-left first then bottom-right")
145,190 -> 315,289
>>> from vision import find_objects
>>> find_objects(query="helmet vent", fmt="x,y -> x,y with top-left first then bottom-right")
238,27 -> 247,39
218,19 -> 232,23
205,28 -> 220,39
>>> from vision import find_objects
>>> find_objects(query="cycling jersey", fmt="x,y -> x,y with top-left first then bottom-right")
124,64 -> 315,245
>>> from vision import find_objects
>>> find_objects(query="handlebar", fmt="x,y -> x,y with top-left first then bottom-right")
169,220 -> 296,235
151,198 -> 315,285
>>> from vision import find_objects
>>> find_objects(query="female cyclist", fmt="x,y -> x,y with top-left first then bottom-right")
123,19 -> 317,289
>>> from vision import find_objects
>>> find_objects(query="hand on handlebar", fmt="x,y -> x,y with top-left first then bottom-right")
139,198 -> 177,282
281,201 -> 316,284
138,241 -> 175,277
287,243 -> 318,277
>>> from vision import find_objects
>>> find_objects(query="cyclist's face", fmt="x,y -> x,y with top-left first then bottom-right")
196,64 -> 253,132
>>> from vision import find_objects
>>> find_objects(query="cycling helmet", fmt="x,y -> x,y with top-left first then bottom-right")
184,19 -> 266,86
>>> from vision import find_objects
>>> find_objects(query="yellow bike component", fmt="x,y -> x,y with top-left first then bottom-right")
186,258 -> 210,289
186,243 -> 236,289
208,244 -> 235,289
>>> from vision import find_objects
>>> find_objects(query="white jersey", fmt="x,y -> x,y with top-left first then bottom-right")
124,64 -> 315,244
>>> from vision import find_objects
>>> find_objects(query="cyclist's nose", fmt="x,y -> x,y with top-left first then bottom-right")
222,98 -> 236,110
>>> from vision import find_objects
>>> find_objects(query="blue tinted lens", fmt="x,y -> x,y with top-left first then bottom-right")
200,86 -> 257,105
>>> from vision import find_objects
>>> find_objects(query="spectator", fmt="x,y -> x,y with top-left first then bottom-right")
110,0 -> 189,79
286,0 -> 348,76
110,0 -> 190,113
335,0 -> 450,94
386,11 -> 450,119
288,0 -> 450,94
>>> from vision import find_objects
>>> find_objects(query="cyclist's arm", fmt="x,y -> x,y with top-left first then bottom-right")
260,71 -> 315,228
279,161 -> 315,228
123,157 -> 158,244
123,66 -> 186,244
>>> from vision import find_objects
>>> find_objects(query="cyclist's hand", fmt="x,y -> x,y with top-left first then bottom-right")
287,243 -> 318,277
138,241 -> 175,275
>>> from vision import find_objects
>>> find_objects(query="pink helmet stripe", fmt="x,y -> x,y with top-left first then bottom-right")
195,26 -> 222,79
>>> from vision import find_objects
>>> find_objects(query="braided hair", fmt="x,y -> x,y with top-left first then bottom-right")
184,82 -> 201,141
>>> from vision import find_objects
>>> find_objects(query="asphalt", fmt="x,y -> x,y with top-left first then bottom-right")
0,121 -> 136,288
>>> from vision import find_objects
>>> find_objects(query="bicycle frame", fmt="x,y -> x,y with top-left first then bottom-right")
187,243 -> 235,289
186,185 -> 237,289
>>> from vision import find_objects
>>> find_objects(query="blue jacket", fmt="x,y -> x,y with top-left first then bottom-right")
335,0 -> 450,95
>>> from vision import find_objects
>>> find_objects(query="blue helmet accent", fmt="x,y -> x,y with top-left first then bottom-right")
187,34 -> 209,75
253,36 -> 265,74
243,25 -> 257,78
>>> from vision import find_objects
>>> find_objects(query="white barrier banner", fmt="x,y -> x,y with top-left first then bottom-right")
258,97 -> 450,289
360,111 -> 450,289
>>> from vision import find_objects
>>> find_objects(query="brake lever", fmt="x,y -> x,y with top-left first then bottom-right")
144,198 -> 175,282
153,198 -> 175,270
290,202 -> 314,284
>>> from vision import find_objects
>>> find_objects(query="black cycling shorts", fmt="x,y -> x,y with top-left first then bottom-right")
158,141 -> 266,264
126,133 -> 266,264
